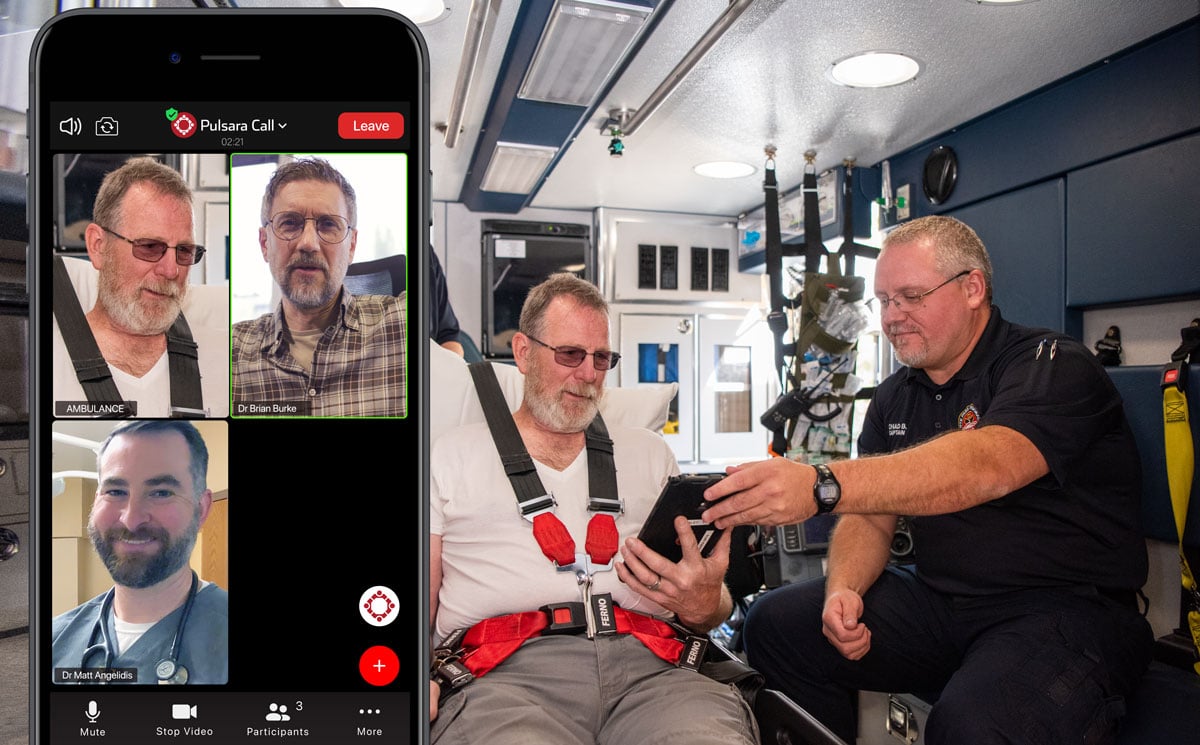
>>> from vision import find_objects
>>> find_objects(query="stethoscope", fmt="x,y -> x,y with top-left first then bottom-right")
81,571 -> 199,684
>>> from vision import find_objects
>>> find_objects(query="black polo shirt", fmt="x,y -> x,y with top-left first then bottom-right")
858,308 -> 1148,596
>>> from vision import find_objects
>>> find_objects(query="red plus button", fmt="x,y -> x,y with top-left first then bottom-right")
338,112 -> 404,139
359,645 -> 399,686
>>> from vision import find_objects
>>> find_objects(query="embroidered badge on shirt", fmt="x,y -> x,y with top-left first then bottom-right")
957,404 -> 980,430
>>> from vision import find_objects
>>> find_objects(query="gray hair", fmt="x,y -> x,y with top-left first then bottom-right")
93,157 -> 192,231
882,215 -> 993,303
519,273 -> 607,339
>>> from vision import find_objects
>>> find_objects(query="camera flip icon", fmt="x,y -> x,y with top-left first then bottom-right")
95,116 -> 119,137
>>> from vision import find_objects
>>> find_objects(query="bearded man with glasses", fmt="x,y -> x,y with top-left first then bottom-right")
429,273 -> 756,745
231,157 -> 406,417
703,215 -> 1152,745
53,156 -> 229,418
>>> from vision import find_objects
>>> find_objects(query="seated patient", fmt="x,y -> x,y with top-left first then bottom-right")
53,156 -> 228,418
429,273 -> 756,745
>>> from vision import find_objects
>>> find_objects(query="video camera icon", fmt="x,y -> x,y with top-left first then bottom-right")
95,116 -> 119,137
58,117 -> 82,136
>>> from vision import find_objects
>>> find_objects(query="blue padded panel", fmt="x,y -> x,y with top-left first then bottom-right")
1105,365 -> 1200,546
1067,133 -> 1200,307
948,180 -> 1073,336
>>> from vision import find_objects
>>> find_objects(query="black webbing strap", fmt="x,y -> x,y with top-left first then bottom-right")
164,314 -> 204,417
467,362 -> 620,516
52,256 -> 123,406
52,255 -> 205,418
835,163 -> 880,276
801,169 -> 825,275
763,160 -> 788,381
468,362 -> 549,513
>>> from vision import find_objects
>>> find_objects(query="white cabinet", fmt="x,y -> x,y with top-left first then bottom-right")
617,310 -> 777,468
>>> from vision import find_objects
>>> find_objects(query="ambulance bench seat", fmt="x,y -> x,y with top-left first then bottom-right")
1103,364 -> 1200,745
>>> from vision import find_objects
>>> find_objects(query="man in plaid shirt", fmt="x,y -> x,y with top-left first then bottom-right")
232,157 -> 406,418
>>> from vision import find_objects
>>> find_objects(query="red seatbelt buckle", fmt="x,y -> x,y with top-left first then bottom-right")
538,602 -> 588,635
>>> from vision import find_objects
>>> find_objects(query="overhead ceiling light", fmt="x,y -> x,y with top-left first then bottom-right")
339,1 -> 450,25
694,161 -> 756,179
519,0 -> 652,107
480,142 -> 560,194
828,51 -> 921,88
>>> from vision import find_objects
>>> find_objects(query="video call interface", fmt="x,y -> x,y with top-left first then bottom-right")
37,102 -> 423,743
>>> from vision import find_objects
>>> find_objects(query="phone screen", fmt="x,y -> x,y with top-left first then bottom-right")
28,9 -> 427,745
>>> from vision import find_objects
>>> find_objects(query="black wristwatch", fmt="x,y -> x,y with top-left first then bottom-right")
812,463 -> 841,514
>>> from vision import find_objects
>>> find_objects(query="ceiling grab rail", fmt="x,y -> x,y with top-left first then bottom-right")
618,0 -> 754,137
442,0 -> 502,148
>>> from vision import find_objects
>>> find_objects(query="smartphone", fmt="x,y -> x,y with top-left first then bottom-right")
637,473 -> 726,563
29,8 -> 428,745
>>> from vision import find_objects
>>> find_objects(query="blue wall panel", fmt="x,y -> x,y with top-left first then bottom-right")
882,23 -> 1200,220
1066,133 -> 1200,307
1106,364 -> 1200,547
949,180 -> 1074,336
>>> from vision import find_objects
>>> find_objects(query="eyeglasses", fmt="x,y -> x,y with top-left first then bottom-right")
875,270 -> 971,312
99,226 -> 206,266
526,334 -> 621,371
265,212 -> 353,243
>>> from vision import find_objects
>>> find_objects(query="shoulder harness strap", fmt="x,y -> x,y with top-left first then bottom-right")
52,256 -> 205,418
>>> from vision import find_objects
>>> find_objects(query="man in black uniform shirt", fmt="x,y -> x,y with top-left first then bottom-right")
702,215 -> 1152,744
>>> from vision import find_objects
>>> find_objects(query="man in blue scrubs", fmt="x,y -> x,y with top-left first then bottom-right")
51,420 -> 228,684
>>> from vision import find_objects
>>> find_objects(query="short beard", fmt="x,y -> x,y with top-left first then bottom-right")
88,506 -> 201,589
96,264 -> 186,336
523,353 -> 604,433
886,324 -> 928,368
275,252 -> 347,310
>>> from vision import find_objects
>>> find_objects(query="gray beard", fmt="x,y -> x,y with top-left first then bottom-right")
96,270 -> 186,336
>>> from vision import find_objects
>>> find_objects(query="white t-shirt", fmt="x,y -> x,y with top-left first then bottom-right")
52,311 -> 230,418
431,420 -> 680,641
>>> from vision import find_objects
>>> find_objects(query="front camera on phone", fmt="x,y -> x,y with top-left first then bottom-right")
169,52 -> 182,64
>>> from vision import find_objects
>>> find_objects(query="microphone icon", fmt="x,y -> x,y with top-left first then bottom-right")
85,700 -> 101,723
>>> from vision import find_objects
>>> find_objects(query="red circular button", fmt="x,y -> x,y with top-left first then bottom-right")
359,645 -> 399,686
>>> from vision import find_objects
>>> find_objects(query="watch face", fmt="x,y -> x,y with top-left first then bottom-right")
817,484 -> 839,504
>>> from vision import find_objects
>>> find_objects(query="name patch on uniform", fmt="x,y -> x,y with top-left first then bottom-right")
888,423 -> 908,437
957,404 -> 980,430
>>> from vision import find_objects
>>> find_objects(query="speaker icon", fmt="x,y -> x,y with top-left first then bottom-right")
58,117 -> 82,136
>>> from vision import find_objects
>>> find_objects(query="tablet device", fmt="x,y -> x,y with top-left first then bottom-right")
638,473 -> 726,562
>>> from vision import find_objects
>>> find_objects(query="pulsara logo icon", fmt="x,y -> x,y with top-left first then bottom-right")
165,107 -> 198,138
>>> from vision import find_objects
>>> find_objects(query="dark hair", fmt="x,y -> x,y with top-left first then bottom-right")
519,273 -> 607,339
97,420 -> 209,495
260,156 -> 357,227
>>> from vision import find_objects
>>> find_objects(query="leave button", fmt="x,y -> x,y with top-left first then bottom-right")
338,112 -> 404,139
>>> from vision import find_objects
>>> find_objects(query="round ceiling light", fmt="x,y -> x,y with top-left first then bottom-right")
339,0 -> 449,25
828,51 -> 921,88
694,161 -> 756,179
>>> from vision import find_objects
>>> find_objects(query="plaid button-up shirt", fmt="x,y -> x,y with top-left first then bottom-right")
231,289 -> 407,417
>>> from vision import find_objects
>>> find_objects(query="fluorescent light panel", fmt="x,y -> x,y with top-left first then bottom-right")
519,0 -> 651,107
480,142 -> 560,194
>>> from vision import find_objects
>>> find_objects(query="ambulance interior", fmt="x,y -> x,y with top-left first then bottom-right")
0,1 -> 1199,743
407,1 -> 1200,742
